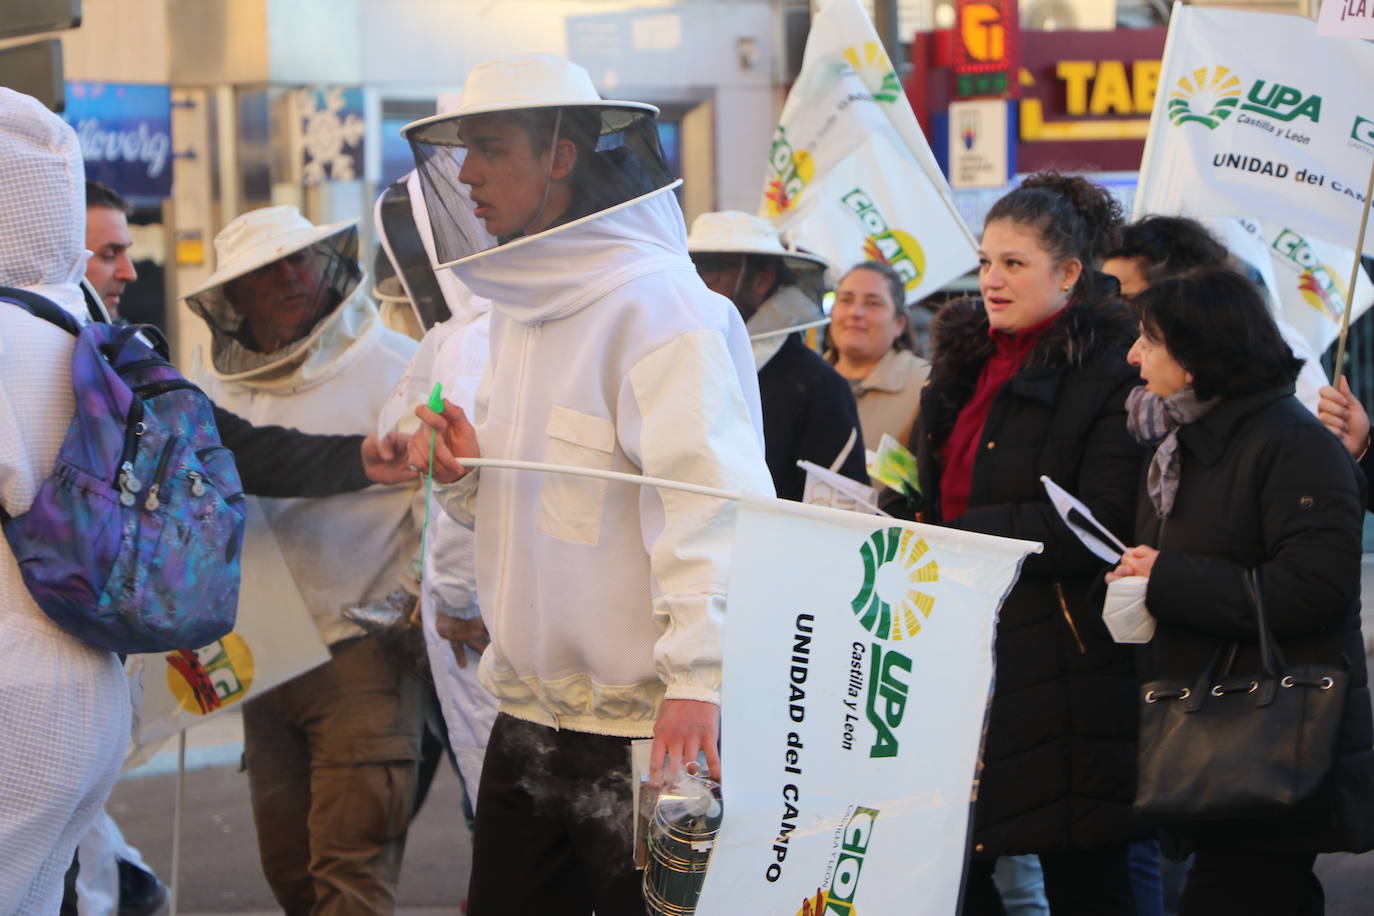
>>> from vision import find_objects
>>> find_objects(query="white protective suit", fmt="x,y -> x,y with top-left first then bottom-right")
193,287 -> 419,646
435,188 -> 775,737
376,171 -> 499,809
0,88 -> 130,915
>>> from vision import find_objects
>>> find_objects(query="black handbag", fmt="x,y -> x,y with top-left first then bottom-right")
1134,569 -> 1347,821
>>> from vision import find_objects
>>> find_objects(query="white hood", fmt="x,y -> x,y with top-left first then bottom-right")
451,185 -> 690,325
0,88 -> 89,318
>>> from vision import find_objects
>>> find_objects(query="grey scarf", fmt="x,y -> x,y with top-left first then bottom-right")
1125,385 -> 1220,519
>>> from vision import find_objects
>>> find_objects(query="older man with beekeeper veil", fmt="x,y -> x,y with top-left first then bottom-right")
184,208 -> 423,915
403,54 -> 774,915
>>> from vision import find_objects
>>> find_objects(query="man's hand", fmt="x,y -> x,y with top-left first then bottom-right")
434,614 -> 490,669
649,698 -> 721,787
362,431 -> 419,485
1106,545 -> 1160,582
410,399 -> 480,484
1317,376 -> 1371,459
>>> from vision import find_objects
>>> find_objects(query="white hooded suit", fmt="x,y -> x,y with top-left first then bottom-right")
0,88 -> 130,914
436,188 -> 775,737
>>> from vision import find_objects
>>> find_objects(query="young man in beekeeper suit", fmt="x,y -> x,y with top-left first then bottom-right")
404,54 -> 774,914
184,208 -> 423,915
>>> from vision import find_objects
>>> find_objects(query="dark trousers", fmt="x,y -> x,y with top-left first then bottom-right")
964,845 -> 1138,916
467,714 -> 643,916
1178,850 -> 1322,916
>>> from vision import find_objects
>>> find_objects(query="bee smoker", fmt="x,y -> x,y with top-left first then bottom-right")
640,769 -> 723,916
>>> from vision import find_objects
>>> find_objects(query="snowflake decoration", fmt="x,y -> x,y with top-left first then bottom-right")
300,88 -> 365,184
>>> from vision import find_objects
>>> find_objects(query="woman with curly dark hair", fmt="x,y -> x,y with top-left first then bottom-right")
911,172 -> 1149,914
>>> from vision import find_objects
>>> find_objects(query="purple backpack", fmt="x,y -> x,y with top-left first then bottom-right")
1,288 -> 245,653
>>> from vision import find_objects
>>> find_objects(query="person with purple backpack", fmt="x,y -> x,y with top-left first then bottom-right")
0,88 -> 133,914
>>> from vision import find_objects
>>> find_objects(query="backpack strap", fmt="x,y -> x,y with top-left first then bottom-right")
0,286 -> 83,337
80,280 -> 111,324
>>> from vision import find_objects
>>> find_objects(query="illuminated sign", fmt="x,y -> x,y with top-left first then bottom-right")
954,0 -> 1019,99
1015,27 -> 1167,172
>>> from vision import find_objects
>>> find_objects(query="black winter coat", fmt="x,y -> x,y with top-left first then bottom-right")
1135,386 -> 1374,855
910,286 -> 1148,856
758,334 -> 868,501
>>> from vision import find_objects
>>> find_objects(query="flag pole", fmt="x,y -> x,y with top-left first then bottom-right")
169,730 -> 185,916
452,457 -> 1044,553
1332,155 -> 1374,383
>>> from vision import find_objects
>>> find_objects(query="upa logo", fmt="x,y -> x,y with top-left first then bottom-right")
841,189 -> 926,297
844,41 -> 903,104
1241,79 -> 1323,124
166,634 -> 256,715
1167,66 -> 1242,129
796,806 -> 880,915
1352,116 -> 1374,151
850,527 -> 939,641
1273,228 -> 1347,321
765,127 -> 815,217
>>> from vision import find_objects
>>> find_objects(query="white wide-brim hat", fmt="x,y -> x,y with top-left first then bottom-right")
186,205 -> 356,299
687,210 -> 830,272
401,53 -> 658,143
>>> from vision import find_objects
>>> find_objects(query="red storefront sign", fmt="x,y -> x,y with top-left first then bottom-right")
954,0 -> 1020,99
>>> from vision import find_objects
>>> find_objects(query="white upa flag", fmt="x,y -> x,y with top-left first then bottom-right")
1199,218 -> 1337,413
1231,218 -> 1368,354
696,501 -> 1038,915
1135,3 -> 1374,257
760,0 -> 978,304
126,498 -> 329,758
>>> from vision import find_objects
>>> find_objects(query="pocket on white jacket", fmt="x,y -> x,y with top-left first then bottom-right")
537,405 -> 616,546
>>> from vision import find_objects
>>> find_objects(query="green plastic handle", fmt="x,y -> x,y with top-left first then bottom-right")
427,381 -> 444,413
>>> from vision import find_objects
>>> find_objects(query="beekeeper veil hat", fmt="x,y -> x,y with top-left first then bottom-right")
402,53 -> 679,267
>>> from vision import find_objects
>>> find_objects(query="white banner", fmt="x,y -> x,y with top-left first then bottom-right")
1319,0 -> 1374,40
760,0 -> 978,304
1135,4 -> 1374,257
1217,217 -> 1374,355
697,501 -> 1037,915
128,498 -> 329,753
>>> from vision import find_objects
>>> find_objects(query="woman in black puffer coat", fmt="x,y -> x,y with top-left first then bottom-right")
910,173 -> 1150,914
1110,268 -> 1374,916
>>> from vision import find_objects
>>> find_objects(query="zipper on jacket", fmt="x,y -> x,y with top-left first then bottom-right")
495,323 -> 535,704
143,436 -> 179,511
1054,581 -> 1087,654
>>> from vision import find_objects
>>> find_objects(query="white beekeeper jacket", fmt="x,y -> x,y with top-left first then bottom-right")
193,287 -> 419,646
0,87 -> 129,914
436,189 -> 775,737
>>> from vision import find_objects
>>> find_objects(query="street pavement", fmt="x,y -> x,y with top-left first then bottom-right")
109,714 -> 472,914
106,557 -> 1374,914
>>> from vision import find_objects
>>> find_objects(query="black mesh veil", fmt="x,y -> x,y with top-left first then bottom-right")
377,177 -> 452,330
404,104 -> 676,267
186,225 -> 361,374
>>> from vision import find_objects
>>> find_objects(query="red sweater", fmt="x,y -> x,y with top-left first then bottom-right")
938,311 -> 1060,520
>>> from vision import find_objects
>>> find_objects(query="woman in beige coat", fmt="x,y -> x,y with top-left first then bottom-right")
825,260 -> 931,458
